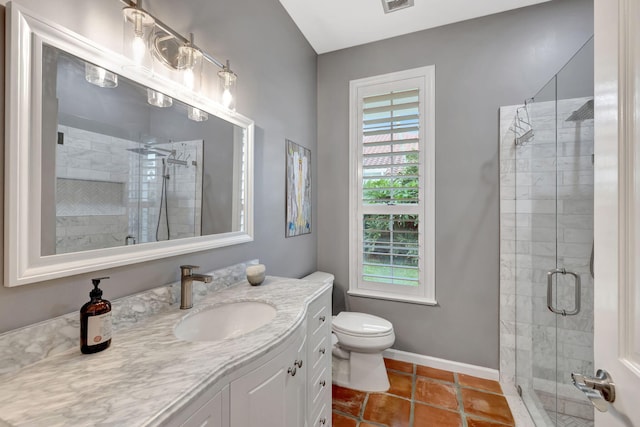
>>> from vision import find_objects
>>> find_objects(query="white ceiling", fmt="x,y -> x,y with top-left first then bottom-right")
278,0 -> 552,54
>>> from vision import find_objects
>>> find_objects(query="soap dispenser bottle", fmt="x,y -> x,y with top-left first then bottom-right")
80,276 -> 112,354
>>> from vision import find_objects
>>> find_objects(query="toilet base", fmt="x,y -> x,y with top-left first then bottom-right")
332,351 -> 390,392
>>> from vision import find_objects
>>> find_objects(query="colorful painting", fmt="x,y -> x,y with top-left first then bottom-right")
286,139 -> 311,237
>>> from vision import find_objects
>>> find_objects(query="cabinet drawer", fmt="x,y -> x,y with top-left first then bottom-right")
309,367 -> 330,410
309,320 -> 330,361
308,294 -> 331,337
310,403 -> 331,427
310,335 -> 329,373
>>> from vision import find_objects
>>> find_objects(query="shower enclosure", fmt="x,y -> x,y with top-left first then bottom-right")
54,128 -> 203,255
500,38 -> 595,427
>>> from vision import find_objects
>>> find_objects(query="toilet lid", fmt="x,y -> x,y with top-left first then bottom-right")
332,312 -> 393,337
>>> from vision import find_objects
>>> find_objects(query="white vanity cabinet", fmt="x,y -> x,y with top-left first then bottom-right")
306,287 -> 332,427
173,288 -> 333,427
230,326 -> 307,427
229,287 -> 332,427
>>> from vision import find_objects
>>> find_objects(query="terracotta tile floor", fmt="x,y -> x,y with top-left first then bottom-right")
332,358 -> 515,427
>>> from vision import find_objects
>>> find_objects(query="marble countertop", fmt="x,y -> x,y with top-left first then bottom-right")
0,276 -> 330,427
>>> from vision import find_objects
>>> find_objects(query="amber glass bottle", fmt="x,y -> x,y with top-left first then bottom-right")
80,277 -> 112,354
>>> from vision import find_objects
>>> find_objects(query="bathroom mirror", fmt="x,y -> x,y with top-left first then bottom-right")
4,4 -> 254,286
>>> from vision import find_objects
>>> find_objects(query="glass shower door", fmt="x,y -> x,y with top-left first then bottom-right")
515,37 -> 595,427
552,37 -> 595,426
515,74 -> 561,426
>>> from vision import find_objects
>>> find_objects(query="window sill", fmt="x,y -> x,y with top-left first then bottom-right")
347,289 -> 438,306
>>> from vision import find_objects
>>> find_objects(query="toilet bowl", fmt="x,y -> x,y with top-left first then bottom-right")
331,311 -> 395,392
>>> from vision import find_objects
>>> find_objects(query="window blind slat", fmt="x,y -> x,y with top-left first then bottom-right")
365,251 -> 418,258
363,126 -> 419,137
362,167 -> 420,174
363,200 -> 419,204
363,102 -> 419,115
363,89 -> 419,104
363,170 -> 419,178
362,138 -> 419,147
362,150 -> 419,159
363,187 -> 419,193
363,114 -> 419,126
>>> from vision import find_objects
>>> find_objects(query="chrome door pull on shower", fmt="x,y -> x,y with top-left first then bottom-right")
547,268 -> 581,316
571,370 -> 615,412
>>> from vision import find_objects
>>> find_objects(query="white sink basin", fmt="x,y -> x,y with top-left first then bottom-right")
174,302 -> 277,342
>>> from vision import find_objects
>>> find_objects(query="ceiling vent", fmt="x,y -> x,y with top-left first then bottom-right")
381,0 -> 414,14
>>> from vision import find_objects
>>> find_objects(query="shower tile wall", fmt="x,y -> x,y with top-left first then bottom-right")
56,125 -> 135,253
499,98 -> 594,425
56,127 -> 204,253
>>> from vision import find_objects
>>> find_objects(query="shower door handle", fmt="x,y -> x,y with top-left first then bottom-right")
547,268 -> 581,316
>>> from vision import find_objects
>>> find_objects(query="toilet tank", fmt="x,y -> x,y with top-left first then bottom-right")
302,271 -> 335,285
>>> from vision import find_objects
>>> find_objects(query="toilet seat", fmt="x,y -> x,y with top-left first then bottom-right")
332,312 -> 393,337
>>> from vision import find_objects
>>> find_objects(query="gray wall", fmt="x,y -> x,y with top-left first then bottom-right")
0,0 -> 317,333
317,0 -> 593,369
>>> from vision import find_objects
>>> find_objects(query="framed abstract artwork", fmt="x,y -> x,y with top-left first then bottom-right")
286,139 -> 311,237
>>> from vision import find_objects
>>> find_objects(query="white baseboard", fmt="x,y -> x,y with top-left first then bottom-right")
383,348 -> 500,381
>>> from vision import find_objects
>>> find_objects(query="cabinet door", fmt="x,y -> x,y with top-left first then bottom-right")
285,334 -> 307,427
230,333 -> 305,427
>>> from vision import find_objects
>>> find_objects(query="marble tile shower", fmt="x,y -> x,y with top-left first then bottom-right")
499,95 -> 594,427
54,125 -> 203,254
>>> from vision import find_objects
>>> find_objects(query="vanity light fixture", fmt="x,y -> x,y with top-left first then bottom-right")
218,60 -> 237,110
120,0 -> 238,109
187,106 -> 208,122
85,63 -> 118,88
147,88 -> 173,107
178,34 -> 203,90
122,0 -> 155,64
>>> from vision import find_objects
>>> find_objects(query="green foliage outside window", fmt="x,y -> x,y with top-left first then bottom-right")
362,153 -> 420,271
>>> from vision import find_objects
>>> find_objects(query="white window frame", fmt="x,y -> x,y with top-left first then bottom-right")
348,66 -> 436,305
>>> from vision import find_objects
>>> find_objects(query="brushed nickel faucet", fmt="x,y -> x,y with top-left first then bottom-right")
180,265 -> 213,309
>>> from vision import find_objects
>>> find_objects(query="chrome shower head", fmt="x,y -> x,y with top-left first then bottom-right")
127,147 -> 168,156
127,146 -> 176,157
566,99 -> 594,122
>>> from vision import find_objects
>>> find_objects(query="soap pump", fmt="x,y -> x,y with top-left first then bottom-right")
80,276 -> 112,354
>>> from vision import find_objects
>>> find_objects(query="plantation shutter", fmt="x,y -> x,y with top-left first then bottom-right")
360,88 -> 422,287
362,89 -> 420,205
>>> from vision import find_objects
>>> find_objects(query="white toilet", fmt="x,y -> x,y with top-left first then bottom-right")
331,311 -> 395,392
301,271 -> 396,392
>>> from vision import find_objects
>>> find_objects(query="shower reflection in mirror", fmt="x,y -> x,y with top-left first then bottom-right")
44,44 -> 243,256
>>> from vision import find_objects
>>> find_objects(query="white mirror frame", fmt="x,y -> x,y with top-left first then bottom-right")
4,3 -> 254,287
